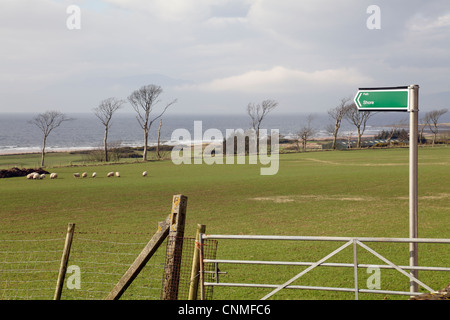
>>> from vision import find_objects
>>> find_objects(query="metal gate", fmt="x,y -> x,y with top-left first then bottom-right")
197,235 -> 450,300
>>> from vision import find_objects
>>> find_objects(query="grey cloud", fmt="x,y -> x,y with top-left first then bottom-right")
0,0 -> 449,114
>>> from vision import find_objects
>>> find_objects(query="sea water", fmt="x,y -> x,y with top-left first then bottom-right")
0,111 -> 439,154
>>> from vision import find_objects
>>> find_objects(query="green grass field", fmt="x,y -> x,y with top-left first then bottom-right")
0,147 -> 449,300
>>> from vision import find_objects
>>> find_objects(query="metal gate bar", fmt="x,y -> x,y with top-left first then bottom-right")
356,240 -> 434,293
201,234 -> 450,244
202,282 -> 424,297
199,234 -> 450,300
261,240 -> 353,300
202,259 -> 450,272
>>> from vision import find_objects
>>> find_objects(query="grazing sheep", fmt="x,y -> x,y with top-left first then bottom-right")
50,173 -> 58,179
142,171 -> 147,177
107,172 -> 114,177
73,173 -> 80,178
32,172 -> 40,180
39,174 -> 46,179
26,173 -> 34,179
115,172 -> 120,177
82,172 -> 88,178
92,172 -> 97,178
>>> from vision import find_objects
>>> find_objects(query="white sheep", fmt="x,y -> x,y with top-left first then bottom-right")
73,173 -> 80,178
142,171 -> 148,177
107,172 -> 114,177
39,174 -> 46,179
115,172 -> 120,177
50,173 -> 58,179
92,172 -> 97,178
26,173 -> 34,179
82,172 -> 88,178
32,172 -> 40,180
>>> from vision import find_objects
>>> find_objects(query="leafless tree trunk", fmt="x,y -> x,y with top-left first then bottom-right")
247,99 -> 278,153
328,97 -> 353,149
128,84 -> 177,161
30,111 -> 70,167
419,115 -> 427,145
424,109 -> 448,146
378,119 -> 407,145
156,119 -> 162,160
93,97 -> 124,162
297,114 -> 316,152
344,104 -> 375,148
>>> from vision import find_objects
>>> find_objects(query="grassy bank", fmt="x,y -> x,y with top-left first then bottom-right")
0,146 -> 449,300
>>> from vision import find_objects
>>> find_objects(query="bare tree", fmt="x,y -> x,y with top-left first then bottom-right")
156,119 -> 163,160
93,97 -> 125,162
297,114 -> 316,152
344,103 -> 375,148
128,84 -> 177,161
424,108 -> 448,146
419,115 -> 427,144
384,119 -> 408,144
247,99 -> 278,153
30,110 -> 70,167
328,97 -> 353,149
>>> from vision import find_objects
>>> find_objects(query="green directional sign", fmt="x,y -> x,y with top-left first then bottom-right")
354,87 -> 409,111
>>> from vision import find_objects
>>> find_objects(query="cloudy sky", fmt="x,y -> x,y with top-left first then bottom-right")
0,0 -> 449,115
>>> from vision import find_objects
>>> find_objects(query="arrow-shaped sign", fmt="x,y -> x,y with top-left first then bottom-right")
354,87 -> 409,111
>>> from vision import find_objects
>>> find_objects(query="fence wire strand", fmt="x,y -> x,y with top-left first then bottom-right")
1,231 -> 218,300
161,236 -> 218,300
0,234 -> 64,300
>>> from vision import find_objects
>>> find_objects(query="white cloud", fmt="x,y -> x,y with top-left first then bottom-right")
180,66 -> 373,94
408,13 -> 450,31
103,0 -> 238,22
205,16 -> 247,27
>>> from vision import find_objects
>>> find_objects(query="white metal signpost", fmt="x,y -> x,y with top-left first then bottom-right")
354,85 -> 419,294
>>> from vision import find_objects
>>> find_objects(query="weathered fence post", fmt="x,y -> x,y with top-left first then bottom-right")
106,194 -> 187,300
199,232 -> 205,300
54,223 -> 75,300
188,224 -> 206,300
161,194 -> 188,300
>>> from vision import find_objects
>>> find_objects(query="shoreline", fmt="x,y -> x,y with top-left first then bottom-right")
0,147 -> 98,156
0,135 -> 372,157
1,130 -> 446,157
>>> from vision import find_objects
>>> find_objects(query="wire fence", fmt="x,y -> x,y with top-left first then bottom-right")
0,231 -> 218,300
65,234 -> 164,300
163,235 -> 218,300
0,233 -> 64,300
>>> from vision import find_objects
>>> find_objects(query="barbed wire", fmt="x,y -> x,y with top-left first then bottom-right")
0,230 -> 154,235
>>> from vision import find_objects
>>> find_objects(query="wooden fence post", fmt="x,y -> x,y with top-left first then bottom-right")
188,224 -> 206,300
161,194 -> 188,300
106,194 -> 187,300
199,231 -> 205,300
54,223 -> 75,300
